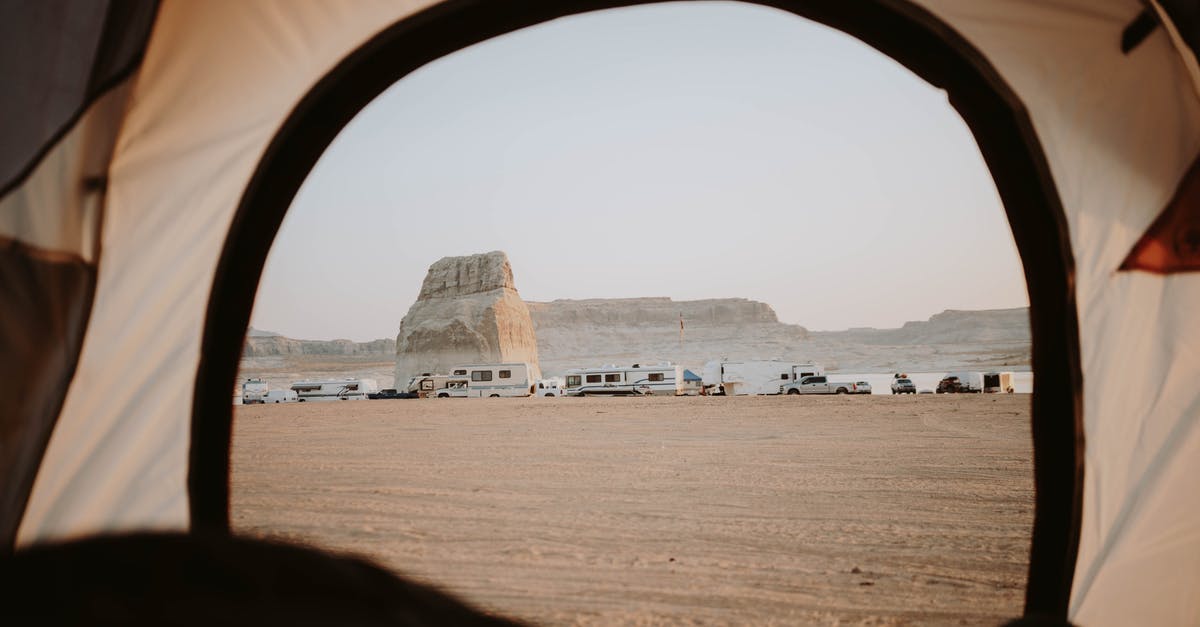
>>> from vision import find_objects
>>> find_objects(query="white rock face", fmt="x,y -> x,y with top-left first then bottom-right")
394,251 -> 539,385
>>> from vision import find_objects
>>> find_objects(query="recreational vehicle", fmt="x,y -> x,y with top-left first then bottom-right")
701,360 -> 824,396
405,374 -> 453,395
432,379 -> 470,398
983,371 -> 1016,393
290,378 -> 377,401
262,389 -> 298,403
445,363 -> 538,397
241,378 -> 268,404
563,363 -> 685,396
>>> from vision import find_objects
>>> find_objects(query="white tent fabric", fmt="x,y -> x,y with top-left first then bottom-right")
4,0 -> 1197,623
909,2 -> 1200,622
17,0 -> 437,546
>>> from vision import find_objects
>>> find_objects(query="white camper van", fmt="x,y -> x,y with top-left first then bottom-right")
446,363 -> 537,397
701,360 -> 824,395
291,378 -> 376,401
563,363 -> 685,396
241,378 -> 268,404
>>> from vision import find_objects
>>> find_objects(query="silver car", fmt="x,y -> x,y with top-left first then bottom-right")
890,378 -> 916,394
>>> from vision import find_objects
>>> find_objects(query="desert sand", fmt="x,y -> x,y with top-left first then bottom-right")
232,395 -> 1033,625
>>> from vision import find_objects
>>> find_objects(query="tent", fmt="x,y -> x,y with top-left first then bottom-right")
2,1 -> 1197,623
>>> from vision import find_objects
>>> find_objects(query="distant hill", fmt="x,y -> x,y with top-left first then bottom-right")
240,304 -> 1031,385
527,297 -> 809,375
815,308 -> 1030,345
243,334 -> 394,357
804,308 -> 1030,372
527,300 -> 1028,375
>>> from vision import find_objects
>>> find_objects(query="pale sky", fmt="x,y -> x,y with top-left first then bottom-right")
251,1 -> 1028,342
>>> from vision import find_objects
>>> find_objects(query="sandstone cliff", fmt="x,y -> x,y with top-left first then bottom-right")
817,308 -> 1030,346
239,303 -> 1030,390
528,301 -> 1029,375
804,308 -> 1031,371
394,251 -> 539,385
243,335 -> 395,357
527,297 -> 809,375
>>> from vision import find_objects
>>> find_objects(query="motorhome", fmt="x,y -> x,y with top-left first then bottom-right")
262,389 -> 298,403
405,373 -> 453,395
563,363 -> 685,396
290,378 -> 377,401
445,363 -> 538,397
701,360 -> 824,395
241,378 -> 268,404
431,379 -> 470,398
983,371 -> 1016,393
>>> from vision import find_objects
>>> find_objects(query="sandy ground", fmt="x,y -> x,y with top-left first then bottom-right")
232,395 -> 1033,626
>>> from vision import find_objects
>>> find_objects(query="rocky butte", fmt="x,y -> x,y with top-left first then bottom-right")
393,251 -> 540,386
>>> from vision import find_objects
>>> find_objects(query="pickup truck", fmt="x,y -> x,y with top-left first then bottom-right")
368,388 -> 417,400
433,380 -> 469,398
782,375 -> 858,395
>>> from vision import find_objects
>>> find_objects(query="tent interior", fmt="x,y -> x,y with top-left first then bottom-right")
1,1 -> 1197,625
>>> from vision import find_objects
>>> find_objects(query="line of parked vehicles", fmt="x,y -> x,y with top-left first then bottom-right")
238,361 -> 1016,404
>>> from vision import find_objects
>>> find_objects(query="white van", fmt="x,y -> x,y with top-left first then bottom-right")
535,378 -> 566,397
241,378 -> 268,404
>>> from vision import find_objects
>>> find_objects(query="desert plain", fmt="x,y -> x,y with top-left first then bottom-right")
232,394 -> 1033,626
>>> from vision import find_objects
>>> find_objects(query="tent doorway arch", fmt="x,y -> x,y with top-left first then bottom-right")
193,0 -> 1083,618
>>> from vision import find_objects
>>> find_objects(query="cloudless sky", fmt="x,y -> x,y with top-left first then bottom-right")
251,1 -> 1028,342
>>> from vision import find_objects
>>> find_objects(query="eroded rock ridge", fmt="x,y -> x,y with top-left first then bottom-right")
394,251 -> 540,385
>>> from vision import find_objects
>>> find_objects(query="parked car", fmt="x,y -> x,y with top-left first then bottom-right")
890,378 -> 916,394
853,381 -> 872,394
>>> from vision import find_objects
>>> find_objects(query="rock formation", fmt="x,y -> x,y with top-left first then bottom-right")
243,335 -> 395,357
239,303 -> 1032,389
810,308 -> 1030,346
527,297 -> 809,375
527,301 -> 1030,375
394,251 -> 539,385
